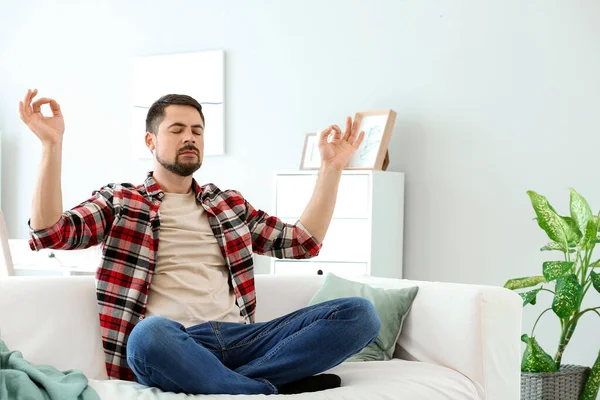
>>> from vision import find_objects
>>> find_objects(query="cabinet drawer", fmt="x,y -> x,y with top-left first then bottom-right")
274,261 -> 368,276
283,218 -> 370,262
276,174 -> 370,219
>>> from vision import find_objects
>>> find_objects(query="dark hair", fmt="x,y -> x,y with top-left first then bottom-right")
145,94 -> 205,134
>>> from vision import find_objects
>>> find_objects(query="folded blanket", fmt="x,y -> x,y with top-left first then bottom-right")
0,340 -> 100,400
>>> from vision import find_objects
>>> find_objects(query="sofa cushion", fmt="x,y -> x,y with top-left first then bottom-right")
307,273 -> 418,362
88,359 -> 480,399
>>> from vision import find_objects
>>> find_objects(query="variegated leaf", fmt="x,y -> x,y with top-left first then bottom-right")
527,191 -> 569,244
581,349 -> 600,400
519,288 -> 541,306
521,334 -> 558,373
570,188 -> 593,242
560,216 -> 582,245
591,271 -> 600,294
552,274 -> 582,318
504,276 -> 546,290
540,242 -> 574,253
542,261 -> 574,282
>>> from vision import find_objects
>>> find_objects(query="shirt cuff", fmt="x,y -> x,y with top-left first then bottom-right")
295,220 -> 322,257
28,216 -> 66,251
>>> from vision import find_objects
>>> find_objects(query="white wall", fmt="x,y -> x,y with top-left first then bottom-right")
1,0 -> 599,369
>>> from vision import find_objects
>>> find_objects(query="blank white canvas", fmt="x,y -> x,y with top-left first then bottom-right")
130,50 -> 224,158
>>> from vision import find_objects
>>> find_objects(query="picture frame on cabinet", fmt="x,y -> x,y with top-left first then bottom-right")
299,132 -> 321,170
347,109 -> 396,170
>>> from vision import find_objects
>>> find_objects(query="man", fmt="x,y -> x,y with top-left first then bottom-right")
19,88 -> 381,395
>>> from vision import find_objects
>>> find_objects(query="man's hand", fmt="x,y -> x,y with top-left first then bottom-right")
19,88 -> 65,145
318,116 -> 365,171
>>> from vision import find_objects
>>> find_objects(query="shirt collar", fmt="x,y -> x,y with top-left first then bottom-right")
144,171 -> 203,201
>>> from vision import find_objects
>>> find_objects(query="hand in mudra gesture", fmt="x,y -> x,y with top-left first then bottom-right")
318,116 -> 365,171
19,88 -> 65,145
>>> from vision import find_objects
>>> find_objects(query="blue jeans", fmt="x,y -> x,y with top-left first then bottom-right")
126,297 -> 380,395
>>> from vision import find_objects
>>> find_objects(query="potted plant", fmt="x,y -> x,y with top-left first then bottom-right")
504,189 -> 600,400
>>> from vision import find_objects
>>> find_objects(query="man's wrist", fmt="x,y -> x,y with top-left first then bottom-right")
42,140 -> 63,152
319,162 -> 344,175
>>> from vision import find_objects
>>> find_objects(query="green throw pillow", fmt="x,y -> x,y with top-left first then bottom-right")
307,273 -> 419,362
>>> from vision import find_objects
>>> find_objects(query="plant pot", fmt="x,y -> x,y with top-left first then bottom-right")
521,364 -> 590,400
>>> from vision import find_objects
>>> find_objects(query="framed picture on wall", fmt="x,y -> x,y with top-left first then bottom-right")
299,133 -> 321,170
130,50 -> 225,159
347,109 -> 396,170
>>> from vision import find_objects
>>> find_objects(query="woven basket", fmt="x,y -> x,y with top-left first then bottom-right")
521,364 -> 590,400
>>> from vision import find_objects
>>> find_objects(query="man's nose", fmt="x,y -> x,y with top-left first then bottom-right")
182,129 -> 196,143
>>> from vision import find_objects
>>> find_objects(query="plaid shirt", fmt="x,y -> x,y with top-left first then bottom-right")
28,172 -> 321,381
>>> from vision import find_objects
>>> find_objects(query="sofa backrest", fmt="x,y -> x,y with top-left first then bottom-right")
0,274 -> 521,400
0,276 -> 108,379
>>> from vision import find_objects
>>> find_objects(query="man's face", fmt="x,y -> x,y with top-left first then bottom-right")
146,105 -> 204,177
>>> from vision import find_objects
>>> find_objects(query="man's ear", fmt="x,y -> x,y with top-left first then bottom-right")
145,132 -> 156,152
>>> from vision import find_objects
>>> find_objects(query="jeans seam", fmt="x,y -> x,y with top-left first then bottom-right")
225,305 -> 340,351
259,378 -> 279,394
209,321 -> 227,363
127,355 -> 186,393
235,318 -> 323,376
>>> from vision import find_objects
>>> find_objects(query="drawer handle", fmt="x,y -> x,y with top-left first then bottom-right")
317,269 -> 323,275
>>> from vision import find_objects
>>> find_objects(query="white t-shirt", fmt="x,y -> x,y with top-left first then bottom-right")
144,190 -> 246,327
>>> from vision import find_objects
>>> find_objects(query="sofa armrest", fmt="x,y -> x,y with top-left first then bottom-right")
351,277 -> 522,400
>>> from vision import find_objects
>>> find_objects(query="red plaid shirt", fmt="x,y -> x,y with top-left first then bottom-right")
28,172 -> 321,381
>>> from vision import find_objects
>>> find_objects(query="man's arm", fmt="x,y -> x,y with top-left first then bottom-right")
20,88 -> 114,250
31,143 -> 63,230
242,116 -> 364,259
298,165 -> 342,243
299,117 -> 364,243
19,88 -> 65,230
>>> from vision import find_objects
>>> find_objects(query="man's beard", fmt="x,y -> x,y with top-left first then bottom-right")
156,153 -> 202,177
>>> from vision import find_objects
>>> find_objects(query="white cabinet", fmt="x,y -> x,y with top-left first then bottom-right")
271,170 -> 404,278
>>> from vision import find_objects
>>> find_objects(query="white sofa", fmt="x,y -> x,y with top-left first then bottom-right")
0,274 -> 522,399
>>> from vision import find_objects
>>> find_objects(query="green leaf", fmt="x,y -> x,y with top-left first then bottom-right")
540,242 -> 575,253
580,349 -> 600,400
591,271 -> 600,294
560,216 -> 582,245
521,334 -> 558,373
552,274 -> 582,318
520,288 -> 541,306
504,276 -> 546,290
543,261 -> 574,282
569,188 -> 593,243
583,220 -> 598,247
527,191 -> 569,244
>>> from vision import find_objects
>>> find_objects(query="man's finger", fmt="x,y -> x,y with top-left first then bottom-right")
22,89 -> 33,117
353,131 -> 365,148
18,101 -> 26,122
343,116 -> 352,140
27,88 -> 38,108
349,118 -> 360,141
49,99 -> 62,117
318,126 -> 333,147
331,125 -> 343,140
31,97 -> 53,113
342,117 -> 353,141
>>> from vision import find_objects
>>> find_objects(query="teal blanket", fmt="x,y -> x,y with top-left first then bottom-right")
0,340 -> 100,400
